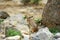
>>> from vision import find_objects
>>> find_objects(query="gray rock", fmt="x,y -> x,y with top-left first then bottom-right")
5,35 -> 21,40
0,11 -> 9,19
54,38 -> 60,40
54,33 -> 60,39
23,34 -> 29,40
30,27 -> 54,40
1,13 -> 29,35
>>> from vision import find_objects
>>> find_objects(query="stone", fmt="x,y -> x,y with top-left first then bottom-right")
54,33 -> 60,39
0,34 -> 5,40
0,34 -> 5,39
5,35 -> 21,40
0,11 -> 9,19
22,34 -> 29,40
14,24 -> 29,35
30,27 -> 53,40
54,38 -> 60,40
42,0 -> 60,28
1,13 -> 29,35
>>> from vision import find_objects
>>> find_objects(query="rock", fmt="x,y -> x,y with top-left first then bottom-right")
15,24 -> 29,35
0,11 -> 9,19
54,33 -> 60,39
5,35 -> 21,40
56,38 -> 60,40
22,34 -> 29,40
0,24 -> 6,34
5,27 -> 23,37
0,34 -> 5,40
42,0 -> 60,28
6,13 -> 28,25
30,27 -> 53,40
0,34 -> 5,39
1,13 -> 29,35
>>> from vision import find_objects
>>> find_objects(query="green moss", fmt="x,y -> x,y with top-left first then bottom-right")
6,27 -> 23,37
49,27 -> 60,34
23,15 -> 27,19
22,0 -> 42,5
0,19 -> 4,24
34,18 -> 41,24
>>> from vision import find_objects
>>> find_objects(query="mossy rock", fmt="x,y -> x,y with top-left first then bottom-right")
5,27 -> 23,37
49,25 -> 60,34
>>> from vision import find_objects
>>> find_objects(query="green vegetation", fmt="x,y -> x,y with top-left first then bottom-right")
0,19 -> 4,24
23,15 -> 27,19
31,0 -> 41,4
22,0 -> 42,5
6,27 -> 23,37
34,18 -> 41,24
49,27 -> 60,34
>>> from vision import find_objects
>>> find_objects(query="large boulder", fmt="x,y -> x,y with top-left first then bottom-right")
42,0 -> 60,27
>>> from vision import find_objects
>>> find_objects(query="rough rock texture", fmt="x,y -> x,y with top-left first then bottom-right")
0,13 -> 29,40
0,11 -> 9,19
30,27 -> 54,40
42,0 -> 60,27
2,13 -> 29,34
